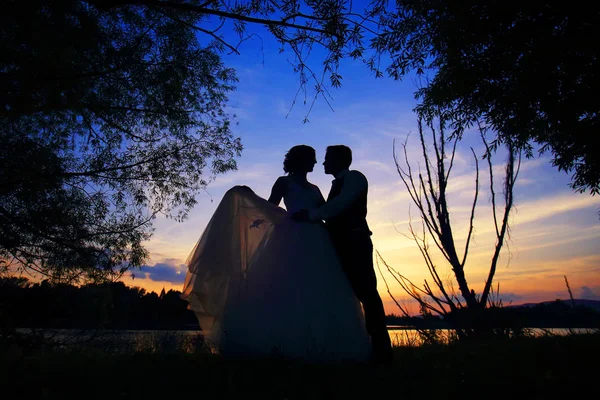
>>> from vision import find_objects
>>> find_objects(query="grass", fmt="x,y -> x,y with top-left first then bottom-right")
2,331 -> 598,399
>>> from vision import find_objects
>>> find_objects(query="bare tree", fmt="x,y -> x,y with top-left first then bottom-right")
376,114 -> 521,340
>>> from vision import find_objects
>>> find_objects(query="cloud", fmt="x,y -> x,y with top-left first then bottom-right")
361,160 -> 395,175
501,225 -> 600,255
510,194 -> 599,226
580,286 -> 600,300
138,260 -> 187,284
496,268 -> 559,278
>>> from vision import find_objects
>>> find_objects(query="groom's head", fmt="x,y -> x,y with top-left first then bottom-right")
324,145 -> 352,176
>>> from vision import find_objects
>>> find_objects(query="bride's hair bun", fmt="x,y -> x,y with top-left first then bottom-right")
283,145 -> 316,173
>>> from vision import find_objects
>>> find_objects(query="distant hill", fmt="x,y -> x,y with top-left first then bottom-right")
511,299 -> 600,312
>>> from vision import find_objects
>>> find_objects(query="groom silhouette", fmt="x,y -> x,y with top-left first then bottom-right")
292,145 -> 393,364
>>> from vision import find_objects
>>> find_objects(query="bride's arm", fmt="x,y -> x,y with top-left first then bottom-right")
267,177 -> 286,206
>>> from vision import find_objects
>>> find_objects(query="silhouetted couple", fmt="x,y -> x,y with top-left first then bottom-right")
182,145 -> 392,364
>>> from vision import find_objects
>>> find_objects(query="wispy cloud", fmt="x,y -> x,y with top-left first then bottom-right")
580,286 -> 600,300
361,160 -> 396,175
506,226 -> 600,254
510,194 -> 599,226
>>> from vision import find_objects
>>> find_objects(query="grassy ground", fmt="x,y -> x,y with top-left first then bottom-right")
2,332 -> 598,399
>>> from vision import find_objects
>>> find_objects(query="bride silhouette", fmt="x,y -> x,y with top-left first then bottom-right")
181,145 -> 371,362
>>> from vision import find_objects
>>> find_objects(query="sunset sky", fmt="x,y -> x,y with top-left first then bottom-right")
125,22 -> 600,315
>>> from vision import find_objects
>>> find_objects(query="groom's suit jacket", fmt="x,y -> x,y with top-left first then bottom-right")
310,169 -> 372,237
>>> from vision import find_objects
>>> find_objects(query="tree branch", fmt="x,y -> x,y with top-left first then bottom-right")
480,122 -> 500,237
481,143 -> 517,305
460,147 -> 479,268
107,0 -> 337,36
152,6 -> 241,55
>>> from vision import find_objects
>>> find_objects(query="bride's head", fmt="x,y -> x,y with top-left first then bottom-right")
283,145 -> 317,175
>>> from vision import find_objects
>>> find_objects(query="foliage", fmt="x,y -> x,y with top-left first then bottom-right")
1,0 -> 379,281
0,277 -> 197,331
89,0 -> 379,121
377,114 -> 519,340
1,0 -> 244,281
370,1 -> 600,194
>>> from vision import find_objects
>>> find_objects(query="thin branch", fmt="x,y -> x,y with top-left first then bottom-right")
408,219 -> 456,313
480,122 -> 500,237
152,7 -> 241,54
374,250 -> 411,317
481,143 -> 517,305
61,138 -> 206,178
402,148 -> 445,256
142,0 -> 336,35
444,135 -> 460,182
377,248 -> 447,316
418,119 -> 443,229
460,147 -> 479,267
422,279 -> 450,315
393,138 -> 444,253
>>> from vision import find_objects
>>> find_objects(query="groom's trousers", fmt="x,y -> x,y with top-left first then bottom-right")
330,232 -> 393,362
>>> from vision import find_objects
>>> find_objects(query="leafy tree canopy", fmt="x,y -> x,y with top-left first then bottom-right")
1,0 -> 371,282
370,0 -> 600,193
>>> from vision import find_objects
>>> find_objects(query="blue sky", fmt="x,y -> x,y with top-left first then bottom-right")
128,20 -> 600,313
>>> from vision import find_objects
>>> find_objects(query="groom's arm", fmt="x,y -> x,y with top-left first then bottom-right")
308,171 -> 368,221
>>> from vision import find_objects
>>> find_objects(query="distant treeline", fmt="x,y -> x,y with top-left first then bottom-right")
1,277 -> 599,331
0,277 -> 198,330
386,300 -> 600,329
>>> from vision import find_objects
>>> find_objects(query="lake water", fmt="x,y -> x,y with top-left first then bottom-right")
386,327 -> 596,346
15,327 -> 597,353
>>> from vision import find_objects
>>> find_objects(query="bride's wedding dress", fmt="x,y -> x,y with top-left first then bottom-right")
181,182 -> 372,362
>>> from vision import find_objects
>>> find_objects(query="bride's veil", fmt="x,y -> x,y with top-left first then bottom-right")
181,186 -> 288,337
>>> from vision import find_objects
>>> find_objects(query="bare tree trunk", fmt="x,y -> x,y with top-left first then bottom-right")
379,115 -> 520,340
